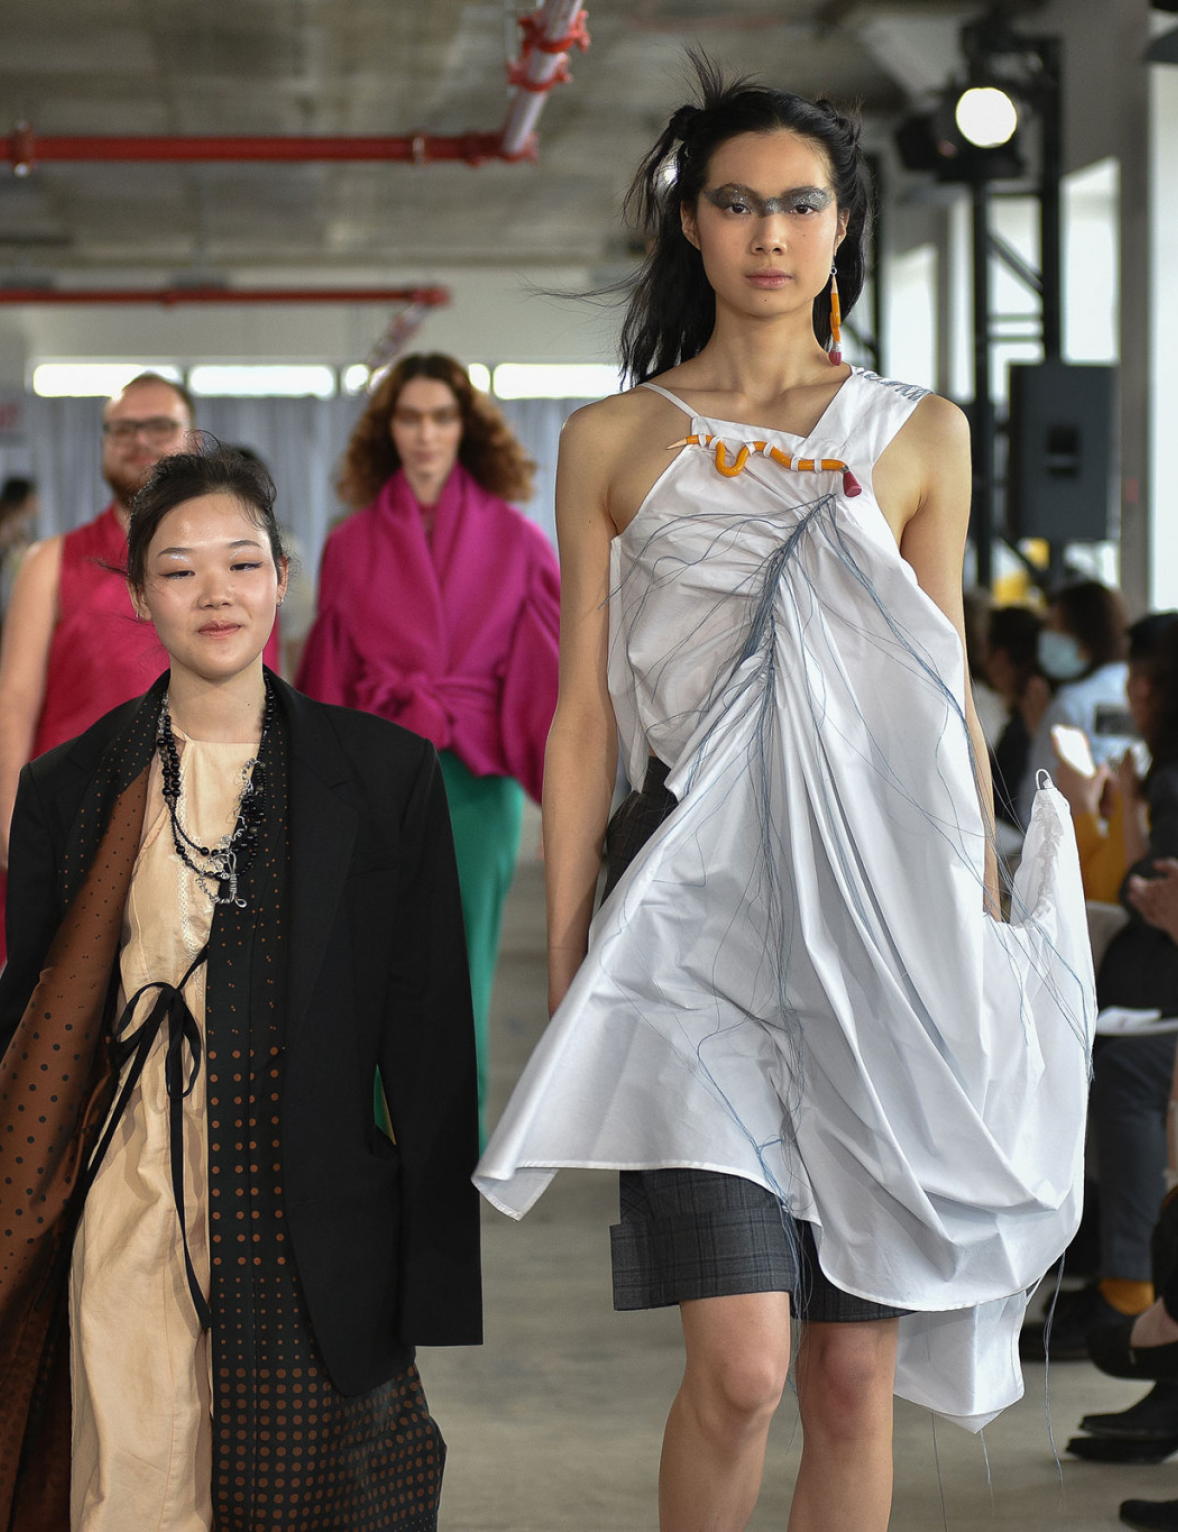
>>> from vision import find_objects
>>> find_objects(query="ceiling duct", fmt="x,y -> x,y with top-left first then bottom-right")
5,2 -> 589,176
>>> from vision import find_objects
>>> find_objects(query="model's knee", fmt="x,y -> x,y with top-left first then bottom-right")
684,1347 -> 789,1441
797,1327 -> 895,1442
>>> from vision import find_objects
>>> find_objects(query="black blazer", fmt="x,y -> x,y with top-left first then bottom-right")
0,676 -> 482,1395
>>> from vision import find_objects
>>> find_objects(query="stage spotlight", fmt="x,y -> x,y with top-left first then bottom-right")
893,102 -> 1024,183
954,86 -> 1018,147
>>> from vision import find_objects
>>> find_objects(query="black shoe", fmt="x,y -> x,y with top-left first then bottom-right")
1083,1383 -> 1178,1440
1020,1283 -> 1128,1362
1069,1435 -> 1178,1463
1121,1498 -> 1178,1530
1091,1319 -> 1178,1382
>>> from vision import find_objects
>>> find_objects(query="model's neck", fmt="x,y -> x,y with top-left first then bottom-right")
403,467 -> 449,510
692,303 -> 840,404
166,663 -> 267,744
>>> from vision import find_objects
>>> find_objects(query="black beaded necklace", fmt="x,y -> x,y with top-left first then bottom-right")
156,681 -> 274,908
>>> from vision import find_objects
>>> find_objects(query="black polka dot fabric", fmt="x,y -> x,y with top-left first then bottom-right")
206,709 -> 443,1530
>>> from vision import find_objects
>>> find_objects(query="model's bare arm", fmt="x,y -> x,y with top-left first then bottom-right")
543,405 -> 620,1015
0,537 -> 62,868
880,396 -> 1001,913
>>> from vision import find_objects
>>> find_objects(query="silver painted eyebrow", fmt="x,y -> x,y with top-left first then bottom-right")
705,184 -> 834,216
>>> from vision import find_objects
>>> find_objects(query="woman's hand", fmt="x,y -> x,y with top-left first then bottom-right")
1128,859 -> 1178,944
1117,749 -> 1142,804
1118,750 -> 1151,866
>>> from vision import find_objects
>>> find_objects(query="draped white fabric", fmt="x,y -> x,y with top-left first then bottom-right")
476,371 -> 1095,1432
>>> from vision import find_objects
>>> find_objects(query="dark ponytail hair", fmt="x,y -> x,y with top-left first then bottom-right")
620,54 -> 873,385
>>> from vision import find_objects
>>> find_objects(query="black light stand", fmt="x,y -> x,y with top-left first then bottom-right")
960,18 -> 1063,589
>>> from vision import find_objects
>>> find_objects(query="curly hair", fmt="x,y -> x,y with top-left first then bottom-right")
337,354 -> 535,507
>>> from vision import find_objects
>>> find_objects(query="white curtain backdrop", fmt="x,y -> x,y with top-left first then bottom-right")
0,392 -> 572,584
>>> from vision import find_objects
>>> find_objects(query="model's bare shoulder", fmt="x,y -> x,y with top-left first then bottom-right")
560,387 -> 664,454
875,393 -> 971,545
905,392 -> 970,454
559,388 -> 681,535
908,394 -> 972,510
563,386 -> 692,536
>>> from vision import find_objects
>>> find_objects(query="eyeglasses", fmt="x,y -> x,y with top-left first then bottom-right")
102,417 -> 185,443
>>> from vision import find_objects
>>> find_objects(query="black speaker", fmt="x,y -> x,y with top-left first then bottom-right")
1006,361 -> 1116,543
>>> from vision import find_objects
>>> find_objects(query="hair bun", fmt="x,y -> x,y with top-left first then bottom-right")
668,104 -> 702,143
815,96 -> 860,146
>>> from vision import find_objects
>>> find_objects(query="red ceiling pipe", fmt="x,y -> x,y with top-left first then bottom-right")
0,287 -> 451,306
4,3 -> 589,175
500,0 -> 590,161
7,124 -> 505,170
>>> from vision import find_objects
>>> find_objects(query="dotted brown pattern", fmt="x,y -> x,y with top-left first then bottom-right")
207,710 -> 444,1531
0,687 -> 161,1532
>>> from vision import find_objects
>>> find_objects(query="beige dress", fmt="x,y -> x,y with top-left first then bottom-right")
69,733 -> 258,1532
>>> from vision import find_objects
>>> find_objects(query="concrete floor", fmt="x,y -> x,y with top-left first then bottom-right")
421,818 -> 1173,1530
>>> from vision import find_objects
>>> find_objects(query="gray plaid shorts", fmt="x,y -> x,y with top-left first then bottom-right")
611,1166 -> 908,1321
605,758 -> 909,1324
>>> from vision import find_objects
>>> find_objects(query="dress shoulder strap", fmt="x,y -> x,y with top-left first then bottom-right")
639,382 -> 695,419
823,371 -> 932,475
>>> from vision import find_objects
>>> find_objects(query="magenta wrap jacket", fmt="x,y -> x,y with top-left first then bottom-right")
297,465 -> 560,803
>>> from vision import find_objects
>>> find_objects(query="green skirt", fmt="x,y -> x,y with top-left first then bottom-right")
377,751 -> 523,1147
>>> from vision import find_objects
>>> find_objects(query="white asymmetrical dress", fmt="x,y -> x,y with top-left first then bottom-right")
475,369 -> 1095,1430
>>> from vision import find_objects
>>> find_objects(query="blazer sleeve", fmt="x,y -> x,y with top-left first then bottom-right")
381,742 -> 482,1345
0,765 -> 61,1059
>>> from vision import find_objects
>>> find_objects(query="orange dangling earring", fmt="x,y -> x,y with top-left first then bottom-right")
828,264 -> 843,367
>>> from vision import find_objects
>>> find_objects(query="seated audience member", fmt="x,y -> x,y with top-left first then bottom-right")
1087,1091 -> 1178,1528
984,604 -> 1043,831
1051,614 -> 1178,903
1044,618 -> 1178,1356
1019,580 -> 1133,825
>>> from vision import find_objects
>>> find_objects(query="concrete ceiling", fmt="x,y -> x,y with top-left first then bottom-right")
0,0 -> 1038,282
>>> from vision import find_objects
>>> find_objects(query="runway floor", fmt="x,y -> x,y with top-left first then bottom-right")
421,818 -> 1173,1531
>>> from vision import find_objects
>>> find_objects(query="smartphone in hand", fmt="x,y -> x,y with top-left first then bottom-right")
1051,724 -> 1097,777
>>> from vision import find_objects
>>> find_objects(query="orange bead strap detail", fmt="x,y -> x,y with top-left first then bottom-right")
672,434 -> 863,498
